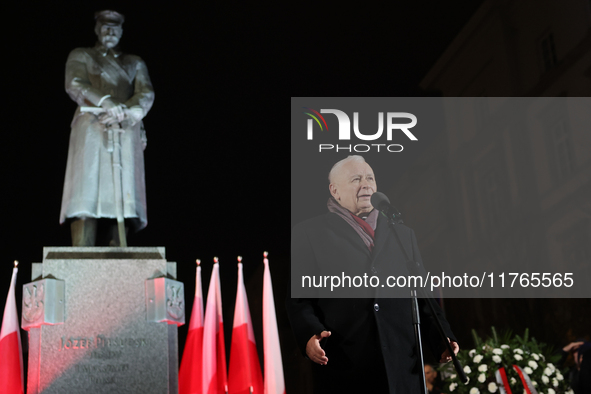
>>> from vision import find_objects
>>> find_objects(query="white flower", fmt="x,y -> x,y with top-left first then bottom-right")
542,375 -> 549,384
470,388 -> 480,394
547,363 -> 555,372
501,344 -> 510,349
552,378 -> 558,387
478,373 -> 486,383
469,349 -> 477,357
528,360 -> 538,370
449,382 -> 457,392
492,355 -> 502,363
474,354 -> 484,363
532,381 -> 537,387
492,348 -> 503,355
532,353 -> 540,361
513,348 -> 524,354
450,374 -> 457,379
478,364 -> 488,372
556,372 -> 563,381
514,354 -> 523,361
566,390 -> 574,394
540,353 -> 545,360
464,366 -> 472,374
524,366 -> 533,375
488,382 -> 498,393
548,389 -> 556,394
544,367 -> 553,376
510,377 -> 516,385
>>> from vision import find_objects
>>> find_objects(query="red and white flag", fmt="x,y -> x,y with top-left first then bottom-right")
202,258 -> 228,394
262,252 -> 285,394
228,257 -> 263,394
0,261 -> 24,394
179,259 -> 205,394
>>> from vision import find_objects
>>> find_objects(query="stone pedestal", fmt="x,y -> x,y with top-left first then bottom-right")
23,247 -> 185,394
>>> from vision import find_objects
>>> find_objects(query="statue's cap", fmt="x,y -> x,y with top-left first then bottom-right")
94,10 -> 125,25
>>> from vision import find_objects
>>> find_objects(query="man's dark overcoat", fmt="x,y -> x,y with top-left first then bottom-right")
286,210 -> 458,393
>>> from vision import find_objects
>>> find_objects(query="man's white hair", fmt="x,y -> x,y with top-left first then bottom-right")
328,155 -> 366,184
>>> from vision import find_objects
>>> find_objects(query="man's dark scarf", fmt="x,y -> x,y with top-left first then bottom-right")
327,196 -> 379,252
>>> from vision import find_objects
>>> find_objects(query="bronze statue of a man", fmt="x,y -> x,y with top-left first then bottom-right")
60,10 -> 155,246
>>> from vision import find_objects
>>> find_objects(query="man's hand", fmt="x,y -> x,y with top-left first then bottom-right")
440,337 -> 459,363
101,98 -> 126,123
306,331 -> 331,365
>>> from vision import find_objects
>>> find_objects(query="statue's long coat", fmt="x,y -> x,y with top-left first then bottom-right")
60,43 -> 154,230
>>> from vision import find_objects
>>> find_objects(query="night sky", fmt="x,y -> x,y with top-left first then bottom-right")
0,0 -> 486,388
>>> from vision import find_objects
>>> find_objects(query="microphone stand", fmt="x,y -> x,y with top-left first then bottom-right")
382,211 -> 467,393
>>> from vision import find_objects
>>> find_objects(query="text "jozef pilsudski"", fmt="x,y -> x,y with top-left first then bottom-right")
58,334 -> 151,351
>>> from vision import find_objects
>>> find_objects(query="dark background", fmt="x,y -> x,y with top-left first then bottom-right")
5,1 -> 586,393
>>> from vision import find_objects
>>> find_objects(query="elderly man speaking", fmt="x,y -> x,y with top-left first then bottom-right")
286,155 -> 459,393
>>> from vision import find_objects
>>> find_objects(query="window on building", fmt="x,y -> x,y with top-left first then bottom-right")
540,32 -> 557,72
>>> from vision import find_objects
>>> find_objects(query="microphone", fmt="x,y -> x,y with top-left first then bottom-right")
370,192 -> 403,224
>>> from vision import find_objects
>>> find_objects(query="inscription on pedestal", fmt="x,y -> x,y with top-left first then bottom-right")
58,336 -> 94,350
90,350 -> 122,359
57,334 -> 152,351
55,333 -> 153,387
75,364 -> 130,385
26,247 -> 182,394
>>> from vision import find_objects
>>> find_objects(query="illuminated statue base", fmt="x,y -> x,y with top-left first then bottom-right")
23,247 -> 185,394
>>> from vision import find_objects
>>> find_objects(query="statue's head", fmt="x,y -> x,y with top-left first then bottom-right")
94,10 -> 124,49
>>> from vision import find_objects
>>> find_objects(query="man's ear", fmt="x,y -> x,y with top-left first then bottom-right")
329,183 -> 338,200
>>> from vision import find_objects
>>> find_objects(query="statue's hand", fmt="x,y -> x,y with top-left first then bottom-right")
101,98 -> 126,123
98,112 -> 118,125
124,108 -> 143,125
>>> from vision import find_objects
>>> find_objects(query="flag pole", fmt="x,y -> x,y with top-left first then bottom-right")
239,254 -> 243,394
212,256 -> 228,394
262,250 -> 286,394
0,260 -> 24,394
